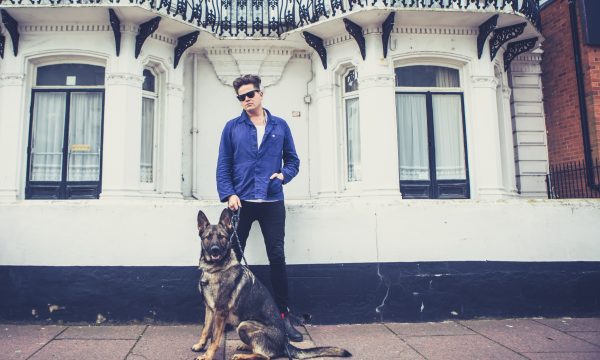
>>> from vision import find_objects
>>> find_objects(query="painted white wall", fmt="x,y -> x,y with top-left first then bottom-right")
0,199 -> 598,266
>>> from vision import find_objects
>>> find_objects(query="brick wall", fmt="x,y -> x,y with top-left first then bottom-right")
540,0 -> 600,166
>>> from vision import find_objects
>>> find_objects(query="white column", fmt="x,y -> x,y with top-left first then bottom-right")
499,81 -> 519,196
470,75 -> 507,199
0,72 -> 26,200
311,61 -> 339,197
357,32 -> 400,195
101,26 -> 144,198
159,65 -> 185,198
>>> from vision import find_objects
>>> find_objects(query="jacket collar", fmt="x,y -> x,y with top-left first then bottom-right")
239,108 -> 277,128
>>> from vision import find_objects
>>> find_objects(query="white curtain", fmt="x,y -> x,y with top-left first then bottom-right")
30,92 -> 67,182
435,67 -> 460,87
396,94 -> 429,180
432,95 -> 466,180
345,97 -> 361,182
67,92 -> 103,181
140,97 -> 155,183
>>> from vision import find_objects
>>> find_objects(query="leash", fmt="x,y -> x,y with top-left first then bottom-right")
230,208 -> 249,268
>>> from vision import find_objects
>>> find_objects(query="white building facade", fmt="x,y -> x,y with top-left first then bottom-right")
1,0 -> 599,324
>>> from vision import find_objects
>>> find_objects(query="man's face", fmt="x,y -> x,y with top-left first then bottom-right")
237,83 -> 263,112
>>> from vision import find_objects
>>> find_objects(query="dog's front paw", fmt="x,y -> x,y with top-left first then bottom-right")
195,355 -> 211,360
191,342 -> 206,352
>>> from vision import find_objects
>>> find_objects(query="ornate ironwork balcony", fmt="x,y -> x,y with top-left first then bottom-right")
0,0 -> 541,38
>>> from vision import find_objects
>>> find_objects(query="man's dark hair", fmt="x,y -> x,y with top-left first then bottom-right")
233,74 -> 261,94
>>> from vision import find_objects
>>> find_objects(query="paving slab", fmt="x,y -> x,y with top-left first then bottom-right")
0,325 -> 66,360
386,321 -> 474,337
522,352 -> 600,360
29,339 -> 135,360
306,323 -> 424,360
461,318 -> 600,353
567,332 -> 600,347
57,325 -> 146,340
127,325 -> 225,360
535,318 -> 600,332
404,334 -> 527,360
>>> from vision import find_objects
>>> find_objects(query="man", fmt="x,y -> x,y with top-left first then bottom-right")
216,74 -> 302,341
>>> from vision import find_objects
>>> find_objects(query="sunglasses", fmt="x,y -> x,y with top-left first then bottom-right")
236,89 -> 260,102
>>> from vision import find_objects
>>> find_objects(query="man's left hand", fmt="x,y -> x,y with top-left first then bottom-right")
270,173 -> 284,180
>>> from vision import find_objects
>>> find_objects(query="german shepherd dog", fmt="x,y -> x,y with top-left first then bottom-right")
192,208 -> 352,360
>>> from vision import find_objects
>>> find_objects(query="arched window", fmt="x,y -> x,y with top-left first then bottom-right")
26,63 -> 105,199
343,69 -> 361,182
141,69 -> 158,185
395,65 -> 469,199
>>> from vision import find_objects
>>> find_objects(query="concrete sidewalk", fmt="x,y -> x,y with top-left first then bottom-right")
1,317 -> 599,360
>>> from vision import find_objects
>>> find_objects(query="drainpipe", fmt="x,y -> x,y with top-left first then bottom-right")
568,0 -> 596,188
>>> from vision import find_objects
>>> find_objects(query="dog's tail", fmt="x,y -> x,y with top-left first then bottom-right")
287,344 -> 351,359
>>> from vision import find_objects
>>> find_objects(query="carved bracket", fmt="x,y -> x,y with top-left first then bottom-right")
135,17 -> 161,59
304,31 -> 327,70
477,14 -> 498,59
108,9 -> 121,57
174,31 -> 199,69
503,37 -> 538,71
381,12 -> 395,59
343,18 -> 365,60
489,22 -> 526,61
1,10 -> 19,56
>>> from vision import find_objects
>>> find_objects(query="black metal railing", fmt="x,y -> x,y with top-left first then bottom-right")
0,0 -> 542,37
546,159 -> 600,199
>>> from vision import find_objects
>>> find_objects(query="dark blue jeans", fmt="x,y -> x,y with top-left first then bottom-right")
234,200 -> 289,313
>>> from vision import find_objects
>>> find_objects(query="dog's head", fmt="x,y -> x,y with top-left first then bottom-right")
197,208 -> 234,263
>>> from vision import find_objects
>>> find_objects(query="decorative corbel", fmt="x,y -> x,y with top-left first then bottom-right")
381,12 -> 395,59
108,9 -> 121,57
503,37 -> 538,71
343,18 -> 365,60
1,10 -> 19,56
303,31 -> 327,70
135,16 -> 161,59
174,31 -> 199,69
489,22 -> 527,61
477,14 -> 498,59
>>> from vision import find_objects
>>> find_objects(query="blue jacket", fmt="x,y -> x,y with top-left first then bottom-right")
216,109 -> 300,202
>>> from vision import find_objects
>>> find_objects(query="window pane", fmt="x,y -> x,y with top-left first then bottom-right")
141,97 -> 155,183
143,69 -> 156,92
37,64 -> 105,86
432,95 -> 466,180
344,70 -> 358,93
396,66 -> 459,87
30,92 -> 67,181
345,97 -> 361,182
396,94 -> 430,180
67,92 -> 103,181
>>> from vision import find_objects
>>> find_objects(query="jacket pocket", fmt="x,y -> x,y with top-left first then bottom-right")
267,177 -> 283,196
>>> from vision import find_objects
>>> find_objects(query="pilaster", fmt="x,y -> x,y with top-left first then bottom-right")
508,51 -> 549,198
0,72 -> 25,200
470,74 -> 507,199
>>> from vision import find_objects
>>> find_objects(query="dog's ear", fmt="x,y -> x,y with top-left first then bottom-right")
197,210 -> 210,235
218,208 -> 233,232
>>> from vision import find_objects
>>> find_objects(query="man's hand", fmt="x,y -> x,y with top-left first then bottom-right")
270,173 -> 284,181
228,195 -> 241,210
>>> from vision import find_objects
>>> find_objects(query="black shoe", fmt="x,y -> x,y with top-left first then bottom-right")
283,316 -> 303,342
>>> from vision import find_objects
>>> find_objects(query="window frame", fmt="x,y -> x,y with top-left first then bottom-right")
341,68 -> 362,187
25,86 -> 105,200
395,65 -> 470,199
140,68 -> 160,190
